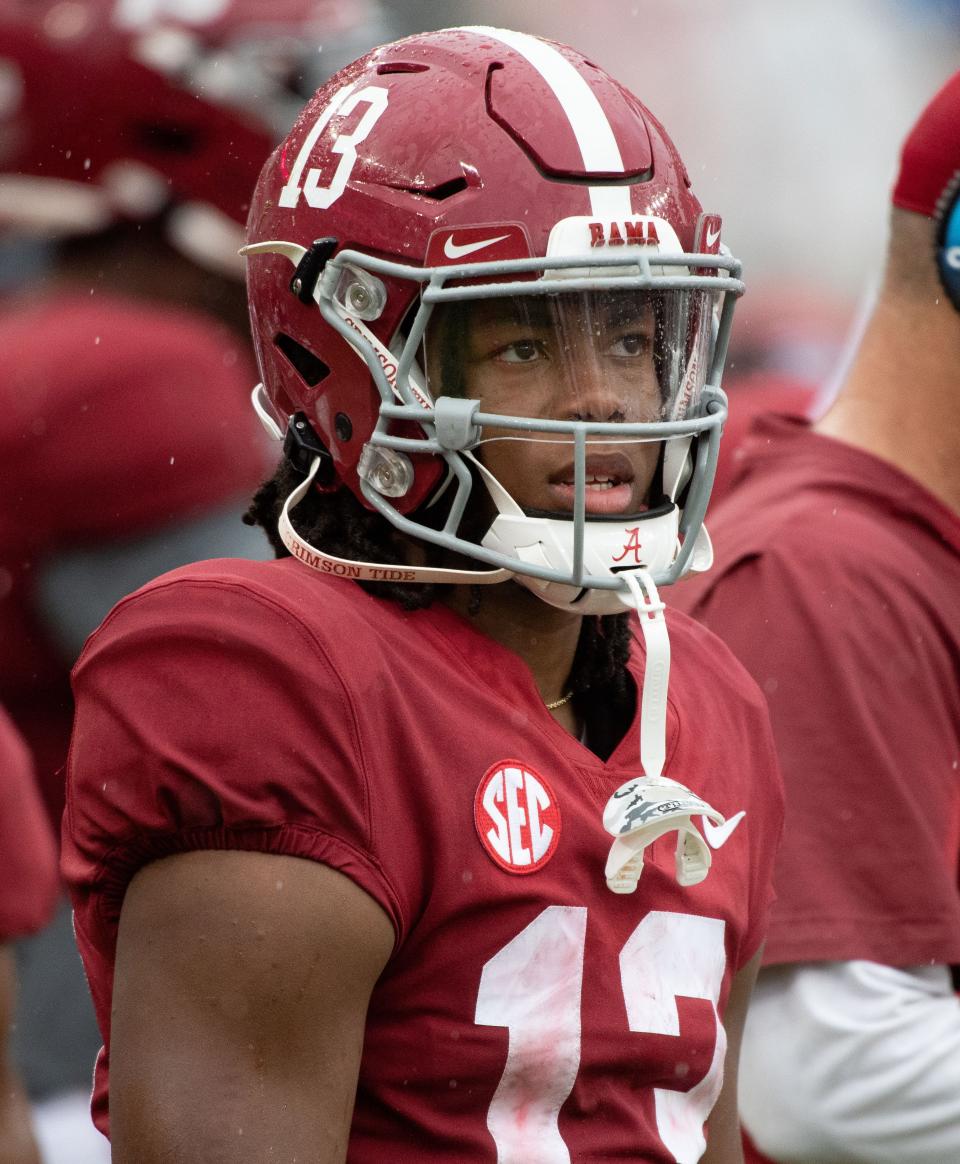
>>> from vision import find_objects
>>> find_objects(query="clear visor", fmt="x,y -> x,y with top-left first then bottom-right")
425,288 -> 716,423
422,287 -> 718,516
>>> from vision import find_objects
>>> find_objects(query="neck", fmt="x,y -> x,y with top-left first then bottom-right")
814,288 -> 960,515
443,581 -> 582,710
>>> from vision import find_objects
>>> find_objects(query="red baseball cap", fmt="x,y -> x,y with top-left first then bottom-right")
892,70 -> 960,216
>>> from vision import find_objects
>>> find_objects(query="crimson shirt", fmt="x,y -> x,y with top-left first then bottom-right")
0,705 -> 58,940
674,415 -> 960,969
64,557 -> 783,1161
0,292 -> 269,821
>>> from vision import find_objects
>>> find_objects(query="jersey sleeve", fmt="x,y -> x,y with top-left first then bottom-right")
62,573 -> 405,948
0,706 -> 59,940
688,546 -> 960,968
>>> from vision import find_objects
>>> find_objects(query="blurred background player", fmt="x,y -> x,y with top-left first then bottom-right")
0,1 -> 388,1157
673,68 -> 960,1163
0,705 -> 58,1164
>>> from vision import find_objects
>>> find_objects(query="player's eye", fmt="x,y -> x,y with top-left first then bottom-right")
606,331 -> 652,358
496,338 -> 545,364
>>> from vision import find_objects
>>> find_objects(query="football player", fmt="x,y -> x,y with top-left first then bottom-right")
64,27 -> 784,1162
673,69 -> 960,1163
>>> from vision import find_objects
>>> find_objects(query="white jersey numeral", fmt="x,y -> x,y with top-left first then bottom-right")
475,906 -> 586,1164
476,907 -> 727,1164
278,85 -> 389,211
621,912 -> 727,1162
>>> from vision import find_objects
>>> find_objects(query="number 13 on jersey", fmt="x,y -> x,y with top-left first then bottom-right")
475,907 -> 727,1163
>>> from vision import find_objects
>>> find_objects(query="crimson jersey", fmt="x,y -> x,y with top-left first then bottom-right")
64,557 -> 783,1161
0,705 -> 58,940
674,415 -> 960,969
0,292 -> 270,820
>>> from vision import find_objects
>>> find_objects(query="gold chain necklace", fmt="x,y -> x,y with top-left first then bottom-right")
544,690 -> 574,710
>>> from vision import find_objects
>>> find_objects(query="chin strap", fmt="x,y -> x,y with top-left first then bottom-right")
278,456 -> 512,586
602,569 -> 725,894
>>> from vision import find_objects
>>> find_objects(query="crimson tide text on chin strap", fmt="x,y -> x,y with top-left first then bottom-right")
278,454 -> 512,586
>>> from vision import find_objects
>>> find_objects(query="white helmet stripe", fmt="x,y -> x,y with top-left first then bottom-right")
461,26 -> 633,221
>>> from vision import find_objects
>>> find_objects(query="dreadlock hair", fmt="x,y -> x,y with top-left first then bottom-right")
245,456 -> 636,758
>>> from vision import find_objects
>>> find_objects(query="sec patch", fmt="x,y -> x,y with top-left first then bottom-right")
474,760 -> 561,874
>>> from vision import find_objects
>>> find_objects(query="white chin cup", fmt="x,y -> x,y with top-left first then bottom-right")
481,507 -> 681,614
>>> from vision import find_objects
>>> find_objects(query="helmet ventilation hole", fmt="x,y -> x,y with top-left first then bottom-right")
376,62 -> 429,75
274,333 -> 329,387
384,176 -> 469,201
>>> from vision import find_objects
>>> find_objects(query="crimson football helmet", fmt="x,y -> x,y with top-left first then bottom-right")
0,0 -> 387,274
244,26 -> 744,612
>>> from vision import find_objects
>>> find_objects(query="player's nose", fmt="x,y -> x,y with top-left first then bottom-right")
558,361 -> 627,423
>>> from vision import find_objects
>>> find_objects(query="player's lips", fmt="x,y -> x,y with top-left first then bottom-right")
547,453 -> 643,515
